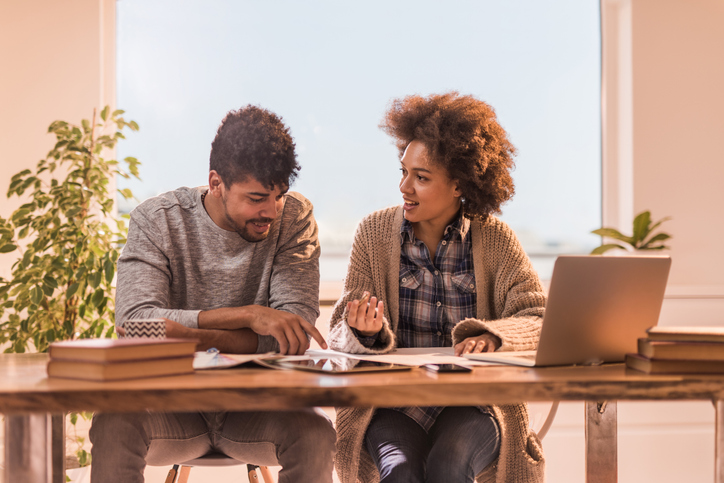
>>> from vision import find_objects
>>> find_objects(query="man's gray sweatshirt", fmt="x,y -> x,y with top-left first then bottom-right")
115,186 -> 321,353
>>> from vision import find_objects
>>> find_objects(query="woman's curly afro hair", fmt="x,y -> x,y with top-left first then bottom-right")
210,105 -> 299,189
380,91 -> 516,219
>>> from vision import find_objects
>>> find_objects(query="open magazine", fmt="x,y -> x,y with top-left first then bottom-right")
193,349 -> 413,374
194,347 -> 485,373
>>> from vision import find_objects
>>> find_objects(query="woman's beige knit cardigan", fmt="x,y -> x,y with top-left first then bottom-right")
328,206 -> 548,483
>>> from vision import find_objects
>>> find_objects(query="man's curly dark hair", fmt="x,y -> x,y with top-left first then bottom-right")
210,105 -> 299,189
380,91 -> 516,218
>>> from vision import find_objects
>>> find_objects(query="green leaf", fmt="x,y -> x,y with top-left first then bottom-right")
78,448 -> 90,467
30,286 -> 43,305
640,232 -> 672,249
590,228 -> 634,245
118,188 -> 133,199
11,169 -> 32,181
11,208 -> 30,221
590,244 -> 628,255
647,217 -> 672,235
632,211 -> 651,245
66,282 -> 80,298
74,265 -> 86,280
97,297 -> 107,315
0,244 -> 17,254
43,276 -> 59,289
643,232 -> 671,244
8,178 -> 24,194
104,259 -> 115,284
90,288 -> 104,307
100,106 -> 109,121
89,271 -> 102,289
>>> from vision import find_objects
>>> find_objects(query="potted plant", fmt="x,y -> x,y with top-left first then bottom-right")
590,210 -> 672,255
0,106 -> 140,470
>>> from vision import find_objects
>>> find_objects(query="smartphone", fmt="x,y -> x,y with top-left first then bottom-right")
422,363 -> 472,373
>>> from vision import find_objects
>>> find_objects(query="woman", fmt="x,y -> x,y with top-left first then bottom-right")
329,92 -> 546,483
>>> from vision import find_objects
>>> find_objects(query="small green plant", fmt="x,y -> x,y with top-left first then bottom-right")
67,410 -> 95,469
0,106 -> 140,468
590,210 -> 671,255
0,106 -> 140,352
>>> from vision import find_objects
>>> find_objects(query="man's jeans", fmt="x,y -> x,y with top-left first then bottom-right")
90,409 -> 336,483
365,407 -> 500,483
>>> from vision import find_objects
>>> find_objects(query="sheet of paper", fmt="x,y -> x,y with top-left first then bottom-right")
305,347 -> 495,366
194,351 -> 277,370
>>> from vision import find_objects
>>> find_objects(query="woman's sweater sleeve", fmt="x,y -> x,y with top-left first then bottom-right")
328,218 -> 396,354
452,220 -> 546,351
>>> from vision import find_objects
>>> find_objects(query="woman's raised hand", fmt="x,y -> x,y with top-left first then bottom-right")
347,291 -> 384,337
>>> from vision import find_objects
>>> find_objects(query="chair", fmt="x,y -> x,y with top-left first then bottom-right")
164,451 -> 274,483
529,400 -> 560,440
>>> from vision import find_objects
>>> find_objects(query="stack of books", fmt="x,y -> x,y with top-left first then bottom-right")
626,326 -> 724,374
47,338 -> 198,381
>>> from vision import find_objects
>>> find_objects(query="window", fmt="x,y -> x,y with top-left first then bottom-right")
117,0 -> 601,281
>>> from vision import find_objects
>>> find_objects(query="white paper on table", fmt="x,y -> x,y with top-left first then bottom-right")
305,347 -> 497,366
194,351 -> 278,370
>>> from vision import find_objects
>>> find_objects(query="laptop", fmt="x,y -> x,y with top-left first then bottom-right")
464,255 -> 671,367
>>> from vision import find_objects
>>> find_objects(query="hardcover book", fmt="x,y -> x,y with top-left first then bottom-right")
626,353 -> 724,374
48,338 -> 198,363
47,356 -> 194,381
638,338 -> 724,361
646,326 -> 724,343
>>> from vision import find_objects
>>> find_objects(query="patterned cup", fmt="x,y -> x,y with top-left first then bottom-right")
122,319 -> 166,339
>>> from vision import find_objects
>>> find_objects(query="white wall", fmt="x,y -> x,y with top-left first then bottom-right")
633,0 -> 724,327
0,0 -> 115,280
540,1 -> 724,482
622,2 -> 723,480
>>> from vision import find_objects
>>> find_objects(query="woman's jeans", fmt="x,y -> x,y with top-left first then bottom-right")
365,407 -> 500,483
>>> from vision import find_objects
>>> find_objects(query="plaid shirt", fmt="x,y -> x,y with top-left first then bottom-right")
393,213 -> 477,431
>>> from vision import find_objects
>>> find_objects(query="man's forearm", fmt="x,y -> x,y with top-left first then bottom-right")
197,306 -> 253,330
168,321 -> 258,354
196,304 -> 326,354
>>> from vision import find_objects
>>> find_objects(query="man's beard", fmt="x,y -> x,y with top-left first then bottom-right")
221,198 -> 275,243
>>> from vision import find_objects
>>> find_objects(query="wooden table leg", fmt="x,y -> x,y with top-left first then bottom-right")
52,413 -> 65,483
585,400 -> 617,483
716,400 -> 724,483
4,414 -> 53,483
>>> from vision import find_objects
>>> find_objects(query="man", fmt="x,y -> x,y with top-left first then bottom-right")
90,105 -> 336,483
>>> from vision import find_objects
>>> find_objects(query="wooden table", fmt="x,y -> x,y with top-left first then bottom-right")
4,353 -> 724,483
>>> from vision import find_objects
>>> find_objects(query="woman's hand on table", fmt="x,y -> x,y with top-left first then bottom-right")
454,332 -> 502,356
347,291 -> 384,337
